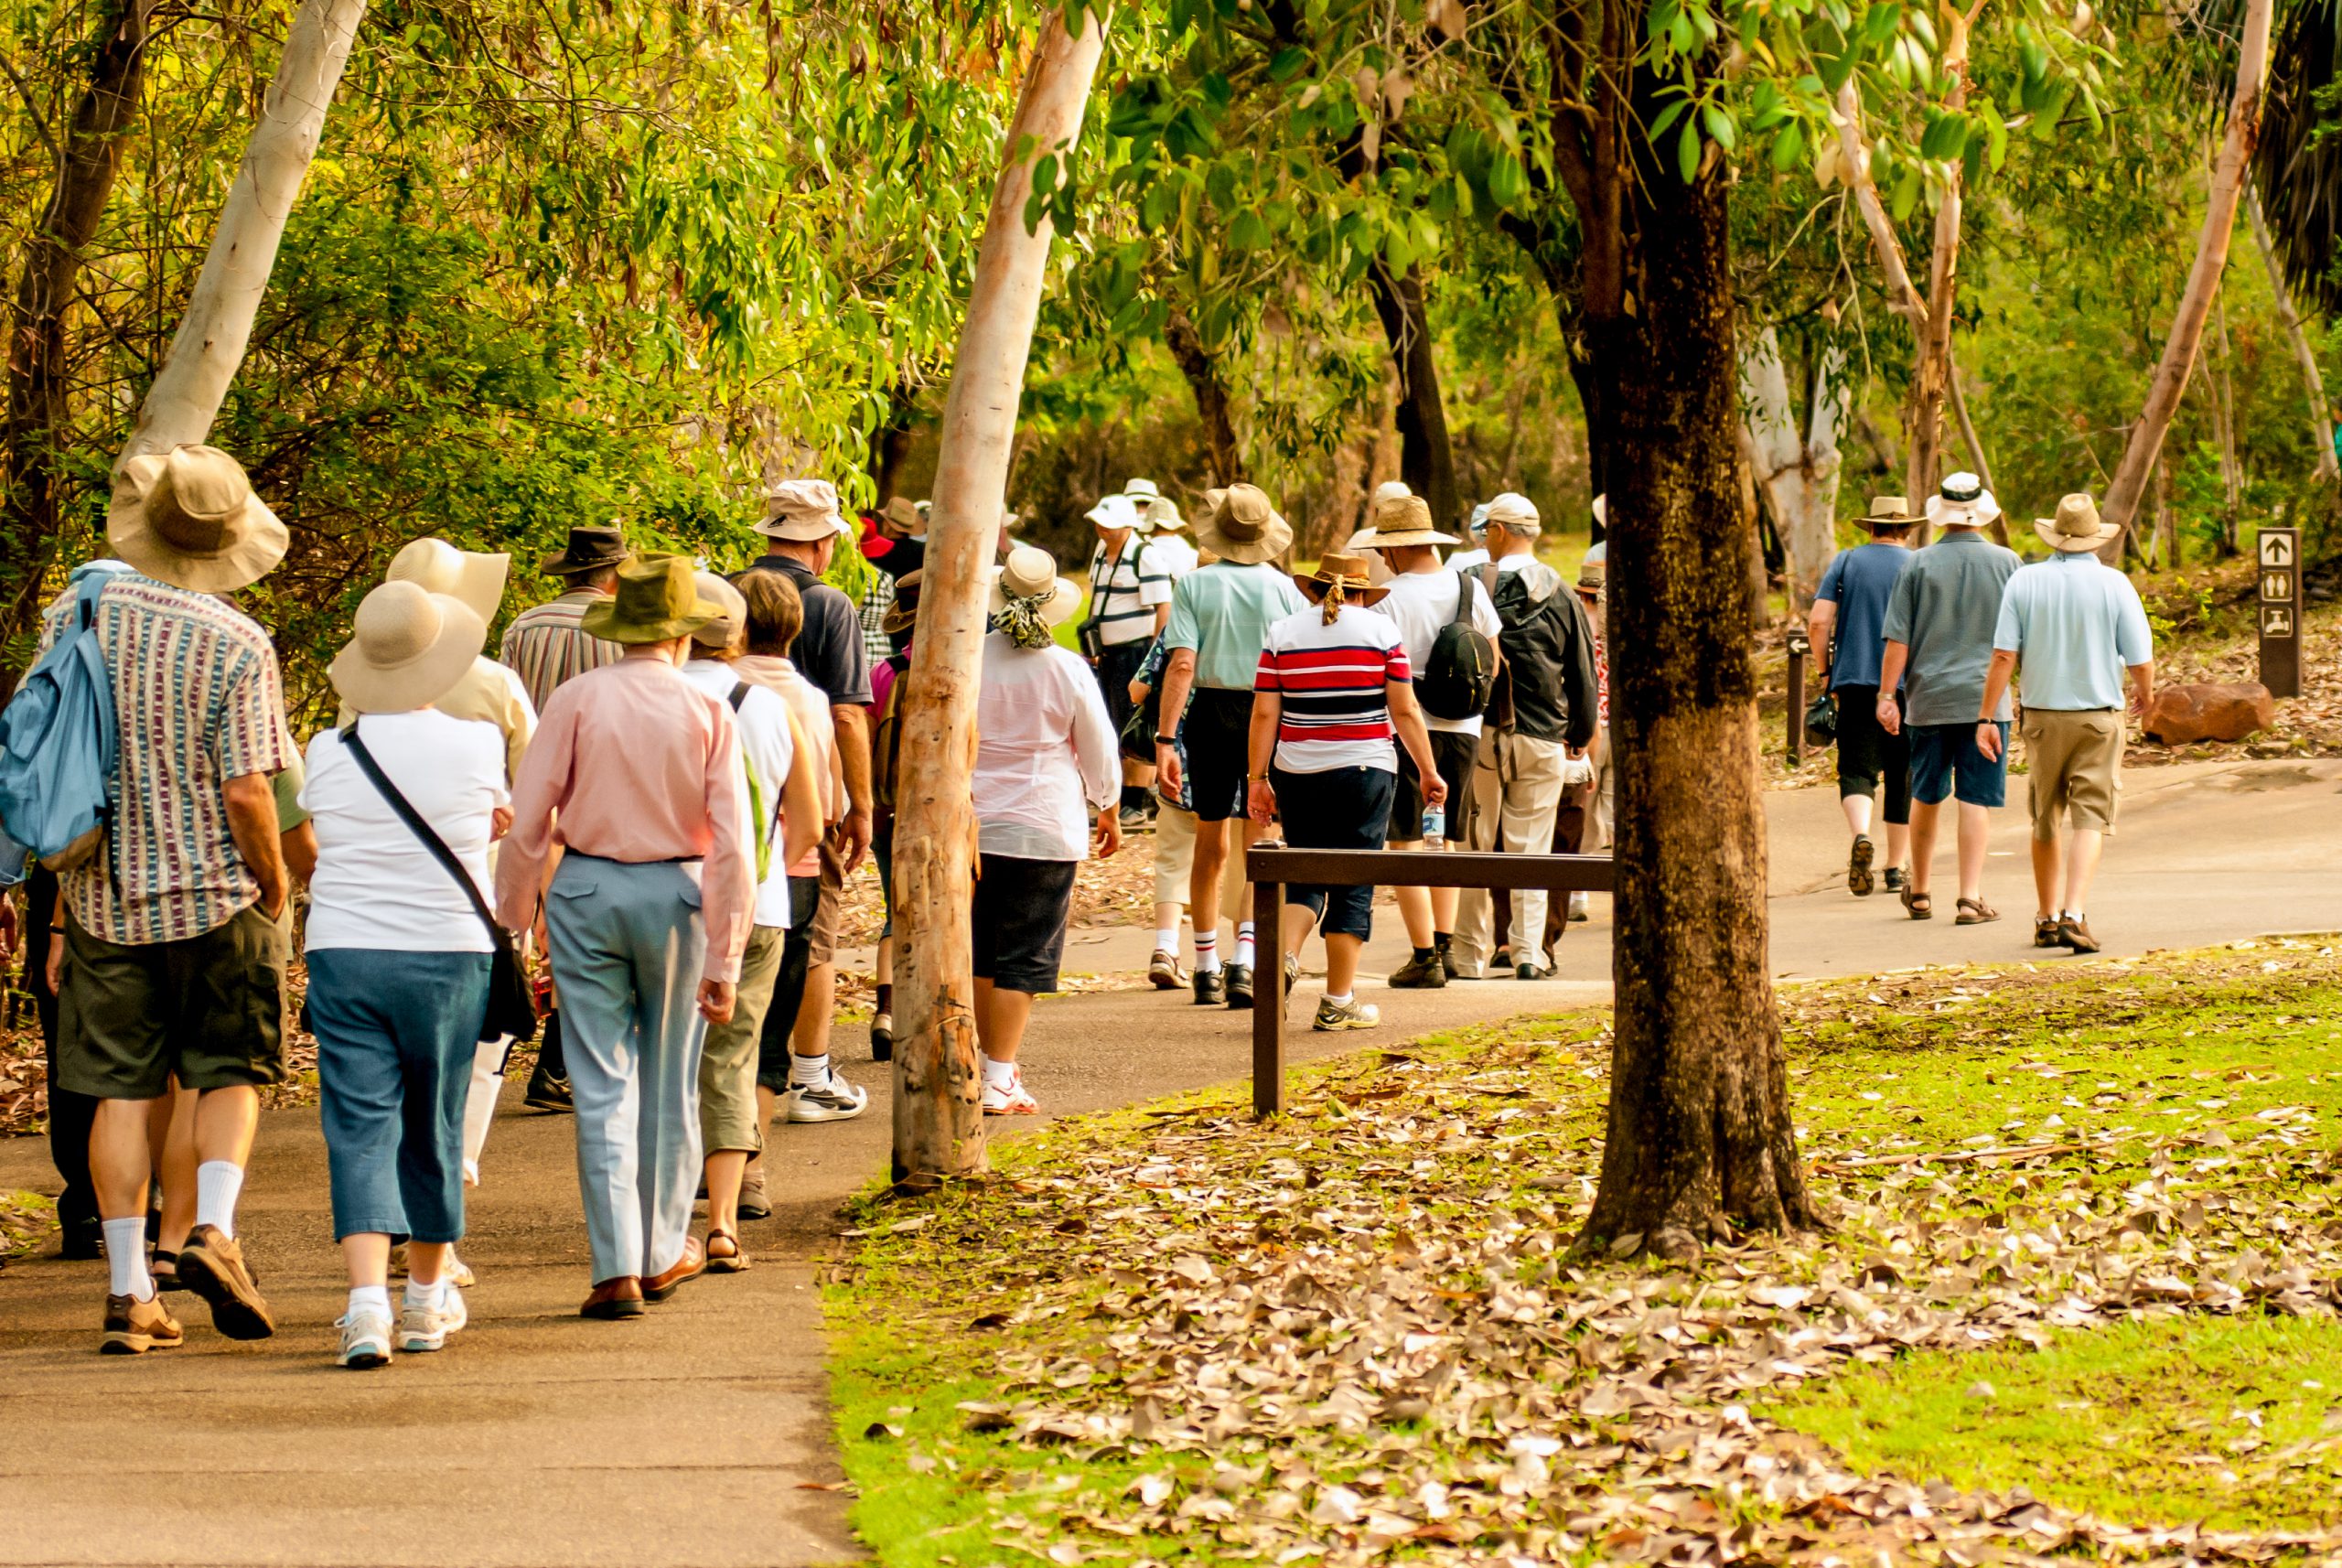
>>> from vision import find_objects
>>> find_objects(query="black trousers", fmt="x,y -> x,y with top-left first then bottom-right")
27,866 -> 97,1230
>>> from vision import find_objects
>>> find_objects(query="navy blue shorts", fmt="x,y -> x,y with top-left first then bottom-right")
1908,721 -> 2009,808
1271,764 -> 1396,941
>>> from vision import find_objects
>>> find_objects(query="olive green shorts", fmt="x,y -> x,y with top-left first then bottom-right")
57,902 -> 291,1101
697,923 -> 789,1155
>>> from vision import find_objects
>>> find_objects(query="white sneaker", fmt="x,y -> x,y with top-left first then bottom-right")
1567,890 -> 1591,922
337,1310 -> 392,1369
981,1066 -> 1039,1116
446,1252 -> 476,1289
784,1068 -> 869,1123
397,1283 -> 467,1353
1312,996 -> 1381,1031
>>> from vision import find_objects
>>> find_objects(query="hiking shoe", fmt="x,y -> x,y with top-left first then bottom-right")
870,1012 -> 894,1063
1284,953 -> 1299,991
1848,834 -> 1876,897
1883,866 -> 1907,893
1118,806 -> 1150,833
1566,891 -> 1591,923
2034,917 -> 2062,950
1388,950 -> 1447,989
1193,968 -> 1226,1006
738,1158 -> 771,1220
398,1285 -> 467,1353
336,1309 -> 392,1369
1312,996 -> 1380,1032
100,1292 -> 182,1355
784,1069 -> 868,1123
177,1224 -> 274,1341
523,1063 -> 575,1113
1516,962 -> 1551,981
1224,962 -> 1254,1011
981,1065 -> 1040,1116
2058,917 -> 2100,955
1147,949 -> 1187,990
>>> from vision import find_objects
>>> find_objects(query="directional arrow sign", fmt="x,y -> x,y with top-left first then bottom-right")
2259,526 -> 2302,697
2261,531 -> 2295,567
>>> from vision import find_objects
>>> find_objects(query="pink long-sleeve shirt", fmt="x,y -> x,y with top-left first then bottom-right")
494,654 -> 757,983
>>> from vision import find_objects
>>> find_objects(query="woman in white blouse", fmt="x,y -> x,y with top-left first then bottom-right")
971,547 -> 1123,1114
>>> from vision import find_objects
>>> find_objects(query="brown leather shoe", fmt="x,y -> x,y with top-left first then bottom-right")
580,1276 -> 645,1319
176,1224 -> 274,1340
100,1292 -> 183,1355
641,1238 -> 705,1304
2059,916 -> 2100,955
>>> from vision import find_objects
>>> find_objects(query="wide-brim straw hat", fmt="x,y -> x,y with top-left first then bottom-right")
1195,483 -> 1292,565
757,478 -> 851,542
107,445 -> 287,595
542,524 -> 629,575
2036,491 -> 2119,553
1926,472 -> 2002,531
987,545 -> 1082,626
330,581 -> 487,714
1861,495 -> 1925,531
1359,492 -> 1458,550
388,538 -> 510,625
580,553 -> 725,644
881,569 -> 923,634
689,569 -> 749,648
1294,550 -> 1389,607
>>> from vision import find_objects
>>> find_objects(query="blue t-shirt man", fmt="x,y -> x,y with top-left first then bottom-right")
1814,539 -> 1914,692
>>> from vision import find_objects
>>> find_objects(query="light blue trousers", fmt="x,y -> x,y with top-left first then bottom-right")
544,855 -> 708,1283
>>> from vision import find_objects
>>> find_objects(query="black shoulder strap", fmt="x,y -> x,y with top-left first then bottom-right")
341,724 -> 502,941
1451,566 -> 1477,628
728,682 -> 749,712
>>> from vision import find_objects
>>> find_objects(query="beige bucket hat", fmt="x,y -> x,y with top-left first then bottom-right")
986,544 -> 1082,627
107,445 -> 288,595
1861,495 -> 1926,532
1359,492 -> 1458,550
1195,483 -> 1293,565
757,478 -> 850,542
388,538 -> 510,624
689,569 -> 750,649
329,581 -> 487,714
2036,492 -> 2120,553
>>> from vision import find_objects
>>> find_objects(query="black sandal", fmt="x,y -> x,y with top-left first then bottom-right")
1901,885 -> 1933,920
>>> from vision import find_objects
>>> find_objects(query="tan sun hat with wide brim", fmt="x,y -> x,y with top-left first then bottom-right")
2036,491 -> 2120,553
1357,492 -> 1459,550
1293,550 -> 1390,607
757,478 -> 852,542
387,537 -> 510,625
329,581 -> 488,714
580,553 -> 726,644
107,445 -> 288,595
1860,495 -> 1926,532
1195,483 -> 1293,565
986,545 -> 1082,627
881,569 -> 923,635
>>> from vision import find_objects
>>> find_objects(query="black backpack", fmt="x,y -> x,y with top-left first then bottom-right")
1414,569 -> 1499,722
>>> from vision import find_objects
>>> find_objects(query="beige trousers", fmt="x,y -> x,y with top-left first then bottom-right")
1451,731 -> 1571,974
1153,803 -> 1248,918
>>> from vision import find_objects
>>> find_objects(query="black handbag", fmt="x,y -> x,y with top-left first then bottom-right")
1804,688 -> 1840,747
341,725 -> 540,1044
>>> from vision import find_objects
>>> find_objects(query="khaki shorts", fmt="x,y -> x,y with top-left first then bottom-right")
698,924 -> 788,1155
58,902 -> 290,1100
1152,803 -> 1250,912
809,832 -> 845,968
2023,708 -> 2124,840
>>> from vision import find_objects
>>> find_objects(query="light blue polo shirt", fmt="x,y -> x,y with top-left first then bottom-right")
1993,552 -> 2154,712
1163,562 -> 1308,690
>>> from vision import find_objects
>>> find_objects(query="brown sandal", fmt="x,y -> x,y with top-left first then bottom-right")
705,1230 -> 748,1274
1955,898 -> 2000,926
1901,885 -> 1932,920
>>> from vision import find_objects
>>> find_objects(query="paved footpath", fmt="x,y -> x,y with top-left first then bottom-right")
3,757 -> 2337,1567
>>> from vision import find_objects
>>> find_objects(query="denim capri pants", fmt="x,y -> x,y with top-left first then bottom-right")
1271,764 -> 1396,941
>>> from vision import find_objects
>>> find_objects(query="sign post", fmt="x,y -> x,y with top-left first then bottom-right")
2259,526 -> 2301,699
1785,629 -> 1809,768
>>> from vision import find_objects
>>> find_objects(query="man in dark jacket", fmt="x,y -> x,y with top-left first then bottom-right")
1448,492 -> 1601,980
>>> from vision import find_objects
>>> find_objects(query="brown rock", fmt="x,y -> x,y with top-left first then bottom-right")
2143,681 -> 2276,745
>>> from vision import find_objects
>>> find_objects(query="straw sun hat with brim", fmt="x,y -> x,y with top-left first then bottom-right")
388,537 -> 510,625
1925,471 -> 2002,531
757,478 -> 851,542
330,581 -> 487,714
881,569 -> 923,635
689,569 -> 751,649
107,445 -> 288,595
1860,495 -> 1926,532
1294,551 -> 1389,610
987,545 -> 1082,628
2036,492 -> 2120,553
1359,492 -> 1458,550
1195,483 -> 1293,564
580,553 -> 726,644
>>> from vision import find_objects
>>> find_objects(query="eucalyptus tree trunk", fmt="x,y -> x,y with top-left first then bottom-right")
117,0 -> 368,465
1165,308 -> 1244,484
889,5 -> 1107,1190
0,0 -> 151,682
1736,326 -> 1846,607
1368,261 -> 1463,531
2247,188 -> 2337,483
2100,0 -> 2273,548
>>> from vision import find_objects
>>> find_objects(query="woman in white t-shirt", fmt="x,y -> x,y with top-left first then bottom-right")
303,581 -> 509,1370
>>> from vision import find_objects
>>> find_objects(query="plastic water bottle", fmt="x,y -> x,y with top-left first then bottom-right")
1422,805 -> 1445,848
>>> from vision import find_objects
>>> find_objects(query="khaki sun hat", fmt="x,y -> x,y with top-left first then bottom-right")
2036,492 -> 2119,553
1195,483 -> 1293,565
329,580 -> 487,714
881,568 -> 923,635
1576,556 -> 1606,594
1359,492 -> 1458,550
580,553 -> 725,644
757,478 -> 851,542
1293,550 -> 1389,608
1120,478 -> 1163,504
879,496 -> 924,535
388,538 -> 510,625
107,445 -> 288,595
689,569 -> 750,649
986,544 -> 1082,627
1861,495 -> 1925,531
1138,494 -> 1186,533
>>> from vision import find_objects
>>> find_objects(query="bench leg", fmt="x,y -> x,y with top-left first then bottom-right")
1252,878 -> 1284,1118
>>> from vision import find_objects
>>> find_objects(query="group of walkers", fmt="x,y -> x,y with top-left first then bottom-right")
1810,475 -> 2155,952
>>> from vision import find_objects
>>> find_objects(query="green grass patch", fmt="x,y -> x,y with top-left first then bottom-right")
1767,1314 -> 2342,1530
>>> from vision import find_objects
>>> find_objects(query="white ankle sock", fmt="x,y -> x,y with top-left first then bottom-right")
348,1284 -> 392,1320
194,1160 -> 243,1238
1194,933 -> 1221,973
789,1052 -> 830,1089
980,1056 -> 1015,1090
1155,926 -> 1179,954
2063,909 -> 2084,922
1235,923 -> 1257,969
403,1277 -> 444,1311
1324,992 -> 1354,1007
102,1219 -> 153,1300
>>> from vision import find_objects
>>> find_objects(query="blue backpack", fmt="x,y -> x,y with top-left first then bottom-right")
0,563 -> 124,886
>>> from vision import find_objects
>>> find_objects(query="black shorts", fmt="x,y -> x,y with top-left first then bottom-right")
972,854 -> 1080,994
1833,683 -> 1910,826
1391,729 -> 1479,843
1182,687 -> 1255,823
1273,766 -> 1395,941
1096,642 -> 1150,737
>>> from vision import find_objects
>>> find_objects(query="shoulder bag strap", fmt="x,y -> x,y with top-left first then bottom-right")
1451,564 -> 1477,629
728,682 -> 749,712
341,724 -> 502,942
727,682 -> 784,842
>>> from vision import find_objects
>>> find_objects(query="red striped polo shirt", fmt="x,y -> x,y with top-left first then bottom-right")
1254,603 -> 1411,774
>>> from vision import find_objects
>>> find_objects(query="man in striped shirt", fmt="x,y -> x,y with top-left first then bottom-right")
499,525 -> 629,714
1084,492 -> 1172,830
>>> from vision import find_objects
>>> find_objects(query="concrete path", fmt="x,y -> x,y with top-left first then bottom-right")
4,756 -> 2337,1566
